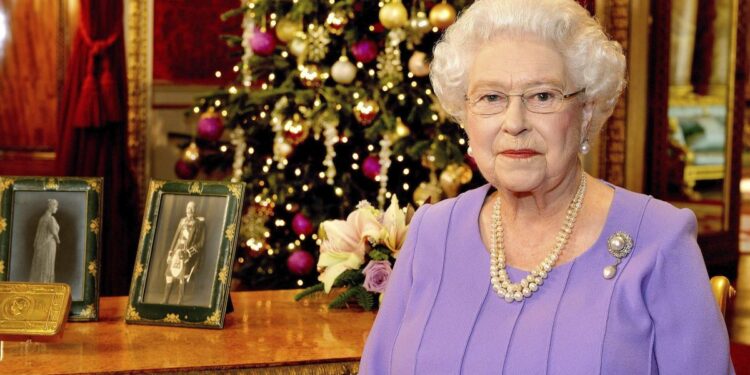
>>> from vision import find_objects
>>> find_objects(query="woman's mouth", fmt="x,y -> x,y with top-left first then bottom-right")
499,149 -> 540,159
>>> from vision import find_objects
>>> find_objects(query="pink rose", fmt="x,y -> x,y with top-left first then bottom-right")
362,260 -> 392,294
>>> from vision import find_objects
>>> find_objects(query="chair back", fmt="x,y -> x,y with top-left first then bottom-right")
710,275 -> 736,316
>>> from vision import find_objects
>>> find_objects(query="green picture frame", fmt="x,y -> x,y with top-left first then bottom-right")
126,180 -> 244,329
0,176 -> 102,321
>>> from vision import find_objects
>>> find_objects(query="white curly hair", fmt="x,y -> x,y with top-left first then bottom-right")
430,0 -> 626,137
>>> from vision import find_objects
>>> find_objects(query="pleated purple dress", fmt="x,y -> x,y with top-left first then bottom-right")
359,184 -> 734,374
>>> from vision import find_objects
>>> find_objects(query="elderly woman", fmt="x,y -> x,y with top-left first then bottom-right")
359,0 -> 733,374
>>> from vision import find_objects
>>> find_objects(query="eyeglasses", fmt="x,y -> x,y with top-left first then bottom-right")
464,88 -> 585,116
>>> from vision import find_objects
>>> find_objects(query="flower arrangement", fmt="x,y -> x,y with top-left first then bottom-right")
295,197 -> 411,310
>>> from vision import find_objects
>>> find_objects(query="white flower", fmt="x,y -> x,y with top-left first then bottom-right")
316,203 -> 384,292
381,196 -> 408,257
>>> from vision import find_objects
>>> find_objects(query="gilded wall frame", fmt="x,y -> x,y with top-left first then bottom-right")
0,176 -> 102,321
125,0 -> 151,211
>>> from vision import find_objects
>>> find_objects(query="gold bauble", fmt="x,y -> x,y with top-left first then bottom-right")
299,64 -> 324,89
353,99 -> 380,126
409,11 -> 431,34
379,0 -> 409,29
276,18 -> 303,43
439,163 -> 473,198
413,181 -> 443,206
283,113 -> 310,145
182,141 -> 200,162
429,1 -> 457,30
394,117 -> 411,139
274,140 -> 294,158
325,10 -> 348,35
453,163 -> 473,184
421,153 -> 436,170
439,170 -> 461,198
408,51 -> 430,77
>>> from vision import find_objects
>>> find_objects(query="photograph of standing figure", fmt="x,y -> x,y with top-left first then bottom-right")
29,199 -> 61,283
162,201 -> 205,305
1,177 -> 103,321
129,180 -> 243,328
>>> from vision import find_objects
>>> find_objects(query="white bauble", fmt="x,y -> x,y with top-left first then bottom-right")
408,51 -> 430,77
288,38 -> 307,57
331,56 -> 357,84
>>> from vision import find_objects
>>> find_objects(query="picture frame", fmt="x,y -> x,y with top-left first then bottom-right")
0,176 -> 102,321
125,179 -> 244,329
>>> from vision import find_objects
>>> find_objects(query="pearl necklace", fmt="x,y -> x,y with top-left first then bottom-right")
490,175 -> 587,303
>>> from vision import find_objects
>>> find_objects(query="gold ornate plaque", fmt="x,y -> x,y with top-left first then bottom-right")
0,282 -> 71,340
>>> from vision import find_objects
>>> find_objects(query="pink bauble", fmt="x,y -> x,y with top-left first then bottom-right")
362,155 -> 381,180
197,115 -> 224,141
174,159 -> 199,180
291,213 -> 314,236
287,250 -> 315,276
351,39 -> 378,63
251,29 -> 277,56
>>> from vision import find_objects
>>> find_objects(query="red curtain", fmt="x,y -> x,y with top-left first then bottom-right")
57,0 -> 139,296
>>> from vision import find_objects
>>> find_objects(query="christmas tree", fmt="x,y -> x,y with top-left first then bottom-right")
180,0 -> 479,290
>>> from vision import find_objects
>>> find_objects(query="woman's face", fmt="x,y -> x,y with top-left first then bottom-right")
49,200 -> 58,213
464,34 -> 591,193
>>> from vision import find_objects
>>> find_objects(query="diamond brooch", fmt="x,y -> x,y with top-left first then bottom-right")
603,231 -> 633,279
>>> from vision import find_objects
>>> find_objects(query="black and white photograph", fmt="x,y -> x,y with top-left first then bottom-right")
126,180 -> 244,329
9,191 -> 86,300
142,194 -> 228,307
0,177 -> 102,321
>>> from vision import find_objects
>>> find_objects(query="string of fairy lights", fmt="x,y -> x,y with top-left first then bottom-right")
179,0 -> 477,289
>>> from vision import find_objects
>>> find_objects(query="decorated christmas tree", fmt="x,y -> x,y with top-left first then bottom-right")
180,0 -> 479,290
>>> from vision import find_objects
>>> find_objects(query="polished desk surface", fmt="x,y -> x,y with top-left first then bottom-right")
0,290 -> 376,374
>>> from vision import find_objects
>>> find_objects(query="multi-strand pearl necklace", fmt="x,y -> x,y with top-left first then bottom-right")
489,174 -> 587,303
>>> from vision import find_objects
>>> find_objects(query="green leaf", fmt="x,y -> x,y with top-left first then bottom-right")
329,285 -> 373,310
368,249 -> 390,261
220,6 -> 247,21
332,269 -> 364,288
294,283 -> 325,301
355,288 -> 376,311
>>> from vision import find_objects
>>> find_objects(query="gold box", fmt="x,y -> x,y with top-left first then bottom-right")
0,282 -> 71,341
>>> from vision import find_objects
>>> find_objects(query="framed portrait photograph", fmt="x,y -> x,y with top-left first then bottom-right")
126,180 -> 244,329
0,176 -> 102,321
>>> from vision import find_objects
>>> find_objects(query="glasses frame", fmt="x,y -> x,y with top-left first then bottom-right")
464,88 -> 586,116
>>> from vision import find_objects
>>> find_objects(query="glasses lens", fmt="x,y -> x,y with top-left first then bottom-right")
471,92 -> 508,115
523,89 -> 563,114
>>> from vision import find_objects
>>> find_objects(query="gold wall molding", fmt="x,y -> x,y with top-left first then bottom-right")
126,0 -> 151,211
598,0 -> 631,188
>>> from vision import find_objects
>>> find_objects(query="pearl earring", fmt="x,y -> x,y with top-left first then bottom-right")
580,139 -> 591,155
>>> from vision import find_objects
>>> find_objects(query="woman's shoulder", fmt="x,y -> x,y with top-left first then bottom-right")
409,184 -> 489,235
417,184 -> 491,214
610,186 -> 698,259
612,185 -> 696,228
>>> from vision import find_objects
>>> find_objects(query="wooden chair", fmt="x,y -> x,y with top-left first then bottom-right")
711,275 -> 736,317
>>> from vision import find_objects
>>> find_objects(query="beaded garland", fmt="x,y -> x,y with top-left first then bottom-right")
489,174 -> 587,303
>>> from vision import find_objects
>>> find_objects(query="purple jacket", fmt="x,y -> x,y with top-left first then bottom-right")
360,184 -> 734,374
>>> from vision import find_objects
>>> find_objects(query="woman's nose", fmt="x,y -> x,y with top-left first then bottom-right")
501,97 -> 529,135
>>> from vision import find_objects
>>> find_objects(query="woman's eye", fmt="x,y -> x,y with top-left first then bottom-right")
480,94 -> 502,102
531,92 -> 554,101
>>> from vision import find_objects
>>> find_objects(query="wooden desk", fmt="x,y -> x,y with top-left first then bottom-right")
0,290 -> 376,374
